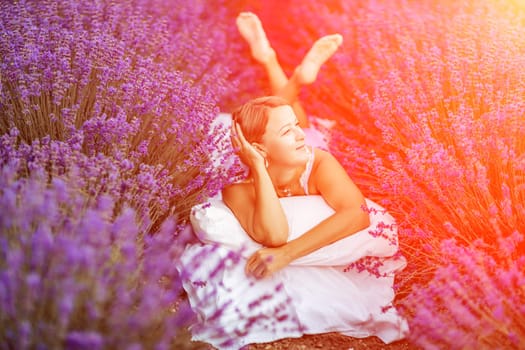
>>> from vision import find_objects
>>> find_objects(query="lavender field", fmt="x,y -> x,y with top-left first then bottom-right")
1,0 -> 524,349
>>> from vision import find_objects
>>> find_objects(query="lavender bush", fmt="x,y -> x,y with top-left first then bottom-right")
405,236 -> 525,349
0,0 -> 245,227
0,156 -> 191,349
0,0 -> 255,348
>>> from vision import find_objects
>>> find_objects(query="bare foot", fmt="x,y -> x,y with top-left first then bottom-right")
236,12 -> 276,64
295,34 -> 343,84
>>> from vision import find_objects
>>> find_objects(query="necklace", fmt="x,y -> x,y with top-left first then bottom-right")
278,187 -> 293,197
273,157 -> 310,197
275,181 -> 294,197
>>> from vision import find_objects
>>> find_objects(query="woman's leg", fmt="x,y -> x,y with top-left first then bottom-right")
278,34 -> 344,106
236,12 -> 310,127
236,13 -> 343,127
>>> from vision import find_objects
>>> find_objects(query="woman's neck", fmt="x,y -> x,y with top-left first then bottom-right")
267,163 -> 305,196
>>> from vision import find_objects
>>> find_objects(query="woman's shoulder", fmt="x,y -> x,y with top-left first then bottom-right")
309,147 -> 346,181
312,146 -> 329,157
222,178 -> 253,191
311,147 -> 335,169
222,179 -> 254,202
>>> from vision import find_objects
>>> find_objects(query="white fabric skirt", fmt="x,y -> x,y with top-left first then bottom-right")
177,197 -> 409,350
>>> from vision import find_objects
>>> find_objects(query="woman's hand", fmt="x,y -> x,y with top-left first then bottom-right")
245,246 -> 293,279
231,120 -> 266,170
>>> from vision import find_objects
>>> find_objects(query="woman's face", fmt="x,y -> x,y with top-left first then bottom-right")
260,105 -> 309,166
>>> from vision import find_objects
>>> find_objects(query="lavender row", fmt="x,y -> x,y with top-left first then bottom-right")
0,0 -> 250,348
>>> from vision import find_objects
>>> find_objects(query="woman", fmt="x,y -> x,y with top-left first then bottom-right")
177,12 -> 408,350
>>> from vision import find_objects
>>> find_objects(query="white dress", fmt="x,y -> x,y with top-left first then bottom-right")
176,116 -> 409,350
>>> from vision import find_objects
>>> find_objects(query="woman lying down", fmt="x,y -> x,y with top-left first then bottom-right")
176,12 -> 409,350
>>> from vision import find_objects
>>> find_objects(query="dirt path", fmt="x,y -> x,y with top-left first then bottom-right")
247,333 -> 419,350
185,332 -> 419,350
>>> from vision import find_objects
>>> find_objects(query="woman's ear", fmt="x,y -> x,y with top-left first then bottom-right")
251,142 -> 267,157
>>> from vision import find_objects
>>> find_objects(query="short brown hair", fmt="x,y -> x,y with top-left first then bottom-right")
232,96 -> 289,143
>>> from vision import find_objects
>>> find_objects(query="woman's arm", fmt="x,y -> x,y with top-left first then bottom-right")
245,148 -> 370,278
283,148 -> 370,260
222,122 -> 289,247
222,170 -> 289,247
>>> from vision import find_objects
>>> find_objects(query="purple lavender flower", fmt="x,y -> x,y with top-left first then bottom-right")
0,0 -> 255,348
